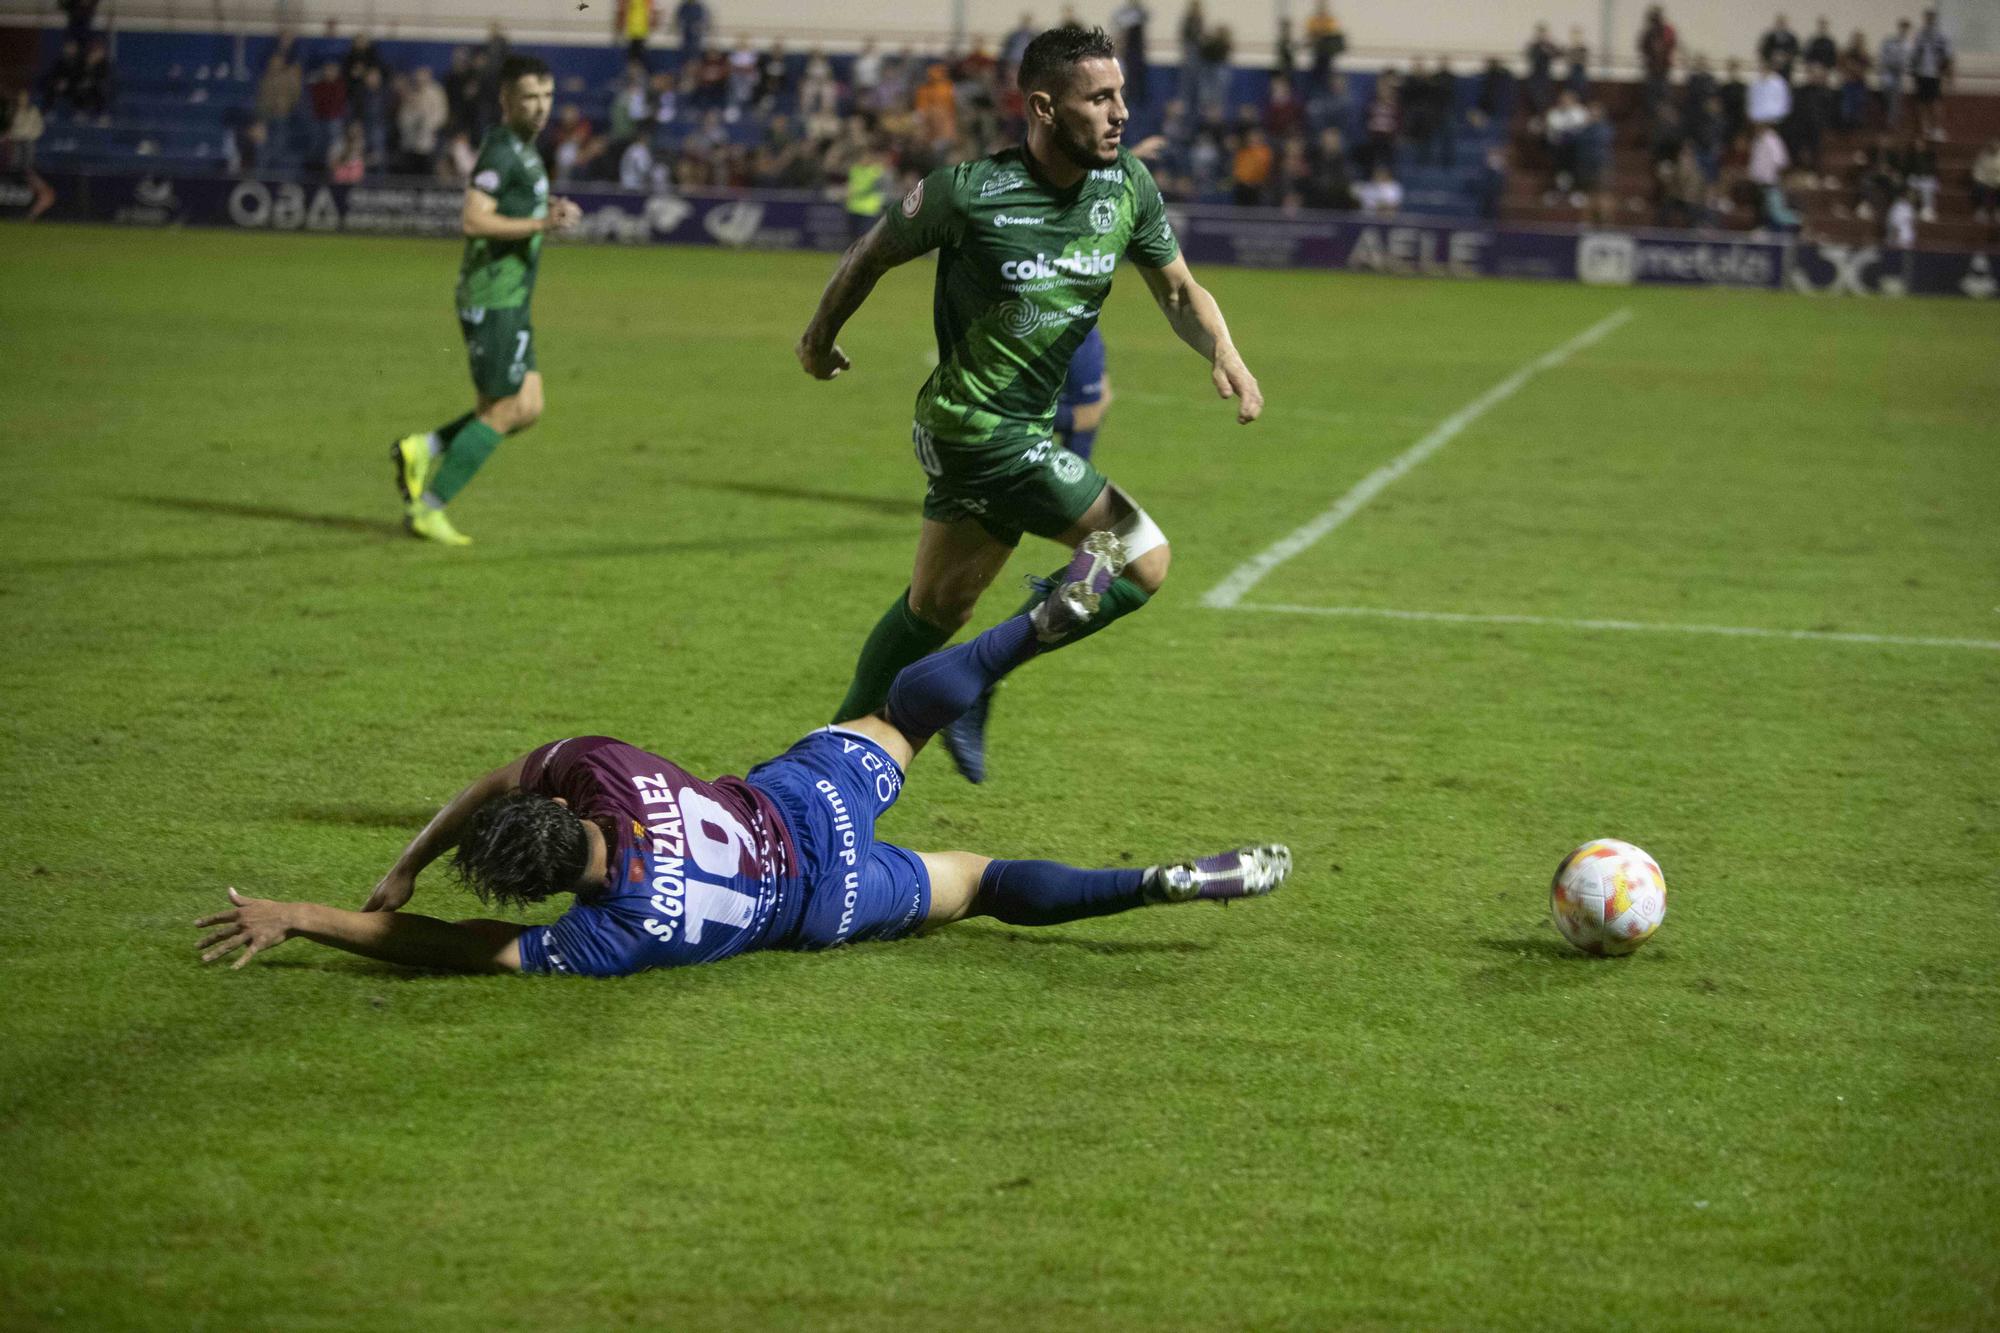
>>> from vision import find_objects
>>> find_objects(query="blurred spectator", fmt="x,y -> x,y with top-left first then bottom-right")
41,38 -> 84,112
72,38 -> 113,119
1524,23 -> 1558,115
620,133 -> 660,189
675,0 -> 710,62
1850,133 -> 1898,219
1274,16 -> 1297,83
1426,56 -> 1457,165
5,88 -> 45,170
59,0 -> 98,43
1884,186 -> 1915,248
353,66 -> 389,166
1263,74 -> 1302,141
914,62 -> 957,150
1470,57 -> 1514,132
692,48 -> 728,110
1275,132 -> 1309,210
398,65 -> 447,175
799,48 -> 837,130
1472,143 -> 1508,218
1836,31 -> 1871,130
1111,3 -> 1150,106
1576,101 -> 1613,199
1177,2 -> 1204,106
550,104 -> 595,182
1746,122 -> 1797,229
256,33 -> 304,136
1877,19 -> 1911,131
1657,143 -> 1710,227
1001,13 -> 1036,71
1758,15 -> 1799,79
1719,57 -> 1748,145
1900,136 -> 1939,219
755,39 -> 792,114
1747,59 -> 1790,128
1197,24 -> 1232,115
1909,9 -> 1952,142
1786,65 -> 1832,179
328,120 -> 366,183
619,0 -> 654,68
1400,57 -> 1437,161
3,90 -> 55,219
446,49 -> 486,138
647,70 -> 679,138
1804,19 -> 1837,75
852,38 -> 883,108
228,119 -> 267,176
1681,52 -> 1715,126
726,40 -> 759,115
1544,87 -> 1589,193
1636,7 -> 1675,124
1362,74 -> 1398,172
1304,126 -> 1355,210
1305,1 -> 1345,87
1355,164 -> 1401,215
1565,24 -> 1591,98
308,60 -> 348,158
607,60 -> 648,145
1972,139 -> 2000,225
1230,125 -> 1272,205
342,34 -> 387,104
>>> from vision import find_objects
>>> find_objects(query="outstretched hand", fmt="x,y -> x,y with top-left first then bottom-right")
195,888 -> 295,970
362,870 -> 414,913
1211,351 -> 1264,425
547,197 -> 583,231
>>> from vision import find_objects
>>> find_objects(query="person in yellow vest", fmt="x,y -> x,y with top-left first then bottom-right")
844,135 -> 891,242
619,0 -> 653,69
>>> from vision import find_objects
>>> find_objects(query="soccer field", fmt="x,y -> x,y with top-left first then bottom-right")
3,224 -> 1997,1330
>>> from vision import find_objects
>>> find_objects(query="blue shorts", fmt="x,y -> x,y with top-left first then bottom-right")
1059,327 -> 1108,408
746,728 -> 930,951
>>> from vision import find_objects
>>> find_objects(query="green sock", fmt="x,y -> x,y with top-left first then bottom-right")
1019,569 -> 1152,649
833,588 -> 955,723
430,411 -> 476,454
425,419 -> 503,506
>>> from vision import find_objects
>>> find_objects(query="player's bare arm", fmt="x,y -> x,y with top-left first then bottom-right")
363,753 -> 532,911
461,188 -> 579,240
795,216 -> 932,379
1138,255 -> 1263,425
198,888 -> 526,973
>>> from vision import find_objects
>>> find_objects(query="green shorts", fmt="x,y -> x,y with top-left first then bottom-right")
913,424 -> 1109,546
458,303 -> 535,400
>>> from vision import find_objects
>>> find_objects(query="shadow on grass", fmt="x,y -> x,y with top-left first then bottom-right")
1460,932 -> 1668,996
130,495 -> 405,538
951,927 -> 1212,957
686,478 -> 918,518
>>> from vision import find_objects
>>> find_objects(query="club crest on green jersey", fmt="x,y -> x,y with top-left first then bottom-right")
1088,199 -> 1117,234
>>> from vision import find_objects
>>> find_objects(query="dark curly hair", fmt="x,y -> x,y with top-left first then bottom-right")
452,790 -> 588,909
1018,24 -> 1118,96
499,54 -> 553,88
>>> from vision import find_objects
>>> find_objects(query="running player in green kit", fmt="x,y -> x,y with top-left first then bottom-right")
391,54 -> 582,546
795,25 -> 1262,782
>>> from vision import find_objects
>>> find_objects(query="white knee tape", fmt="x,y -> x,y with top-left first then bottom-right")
1111,505 -> 1168,563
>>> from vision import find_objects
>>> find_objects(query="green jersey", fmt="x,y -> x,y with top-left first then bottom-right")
882,146 -> 1180,449
456,126 -> 550,310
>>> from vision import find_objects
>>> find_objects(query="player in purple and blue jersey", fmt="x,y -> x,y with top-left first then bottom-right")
195,535 -> 1291,978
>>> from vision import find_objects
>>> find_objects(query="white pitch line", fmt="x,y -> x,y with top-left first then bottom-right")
1201,308 -> 1635,610
1230,602 -> 2000,653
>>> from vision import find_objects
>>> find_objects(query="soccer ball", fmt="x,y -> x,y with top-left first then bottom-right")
1550,839 -> 1666,956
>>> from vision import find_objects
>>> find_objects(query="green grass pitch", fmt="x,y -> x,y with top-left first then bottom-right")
2,224 -> 1997,1330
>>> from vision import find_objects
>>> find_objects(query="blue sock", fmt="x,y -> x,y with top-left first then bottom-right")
884,614 -> 1039,745
976,860 -> 1149,925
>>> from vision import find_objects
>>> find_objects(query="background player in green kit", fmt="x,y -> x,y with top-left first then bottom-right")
795,25 -> 1263,782
391,54 -> 581,546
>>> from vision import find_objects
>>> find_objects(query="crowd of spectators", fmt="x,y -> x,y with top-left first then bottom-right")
1518,6 -> 1980,244
9,0 -> 1993,246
